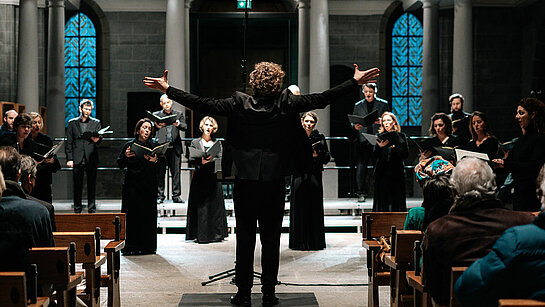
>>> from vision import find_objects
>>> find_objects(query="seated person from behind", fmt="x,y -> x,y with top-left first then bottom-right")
0,146 -> 54,273
404,174 -> 453,231
454,164 -> 545,306
20,154 -> 56,231
422,157 -> 534,306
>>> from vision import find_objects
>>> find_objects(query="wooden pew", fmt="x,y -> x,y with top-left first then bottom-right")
55,213 -> 125,307
362,212 -> 408,307
53,230 -> 106,307
406,240 -> 431,307
499,300 -> 545,307
384,228 -> 424,307
449,267 -> 467,307
0,270 -> 50,307
30,245 -> 83,307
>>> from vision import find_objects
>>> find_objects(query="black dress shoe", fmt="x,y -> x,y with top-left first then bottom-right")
157,197 -> 164,204
230,293 -> 251,306
262,293 -> 278,306
172,197 -> 184,203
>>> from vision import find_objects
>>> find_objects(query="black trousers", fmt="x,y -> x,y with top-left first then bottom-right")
355,142 -> 374,195
156,147 -> 182,198
73,162 -> 97,213
233,179 -> 285,293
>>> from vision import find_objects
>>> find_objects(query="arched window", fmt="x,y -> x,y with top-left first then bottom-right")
65,12 -> 96,125
391,12 -> 423,126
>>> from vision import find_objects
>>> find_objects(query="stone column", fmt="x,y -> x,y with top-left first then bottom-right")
165,0 -> 186,92
16,0 -> 39,112
297,0 -> 310,94
184,0 -> 191,91
421,0 -> 440,134
46,0 -> 65,139
452,0 -> 473,111
309,0 -> 330,136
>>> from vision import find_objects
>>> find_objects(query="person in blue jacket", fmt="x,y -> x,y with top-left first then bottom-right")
454,165 -> 545,306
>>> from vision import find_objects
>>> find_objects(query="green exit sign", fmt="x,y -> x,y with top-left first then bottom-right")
237,0 -> 252,9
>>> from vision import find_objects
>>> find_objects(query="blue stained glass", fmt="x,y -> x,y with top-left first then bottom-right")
409,37 -> 423,65
65,68 -> 78,97
79,37 -> 96,67
392,67 -> 408,96
79,14 -> 96,36
392,14 -> 408,36
65,15 -> 78,36
80,68 -> 96,97
65,98 -> 79,126
65,38 -> 79,67
391,12 -> 423,127
64,12 -> 97,125
408,14 -> 423,36
392,97 -> 408,125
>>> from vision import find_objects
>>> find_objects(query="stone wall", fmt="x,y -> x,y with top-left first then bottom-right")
0,5 -> 17,103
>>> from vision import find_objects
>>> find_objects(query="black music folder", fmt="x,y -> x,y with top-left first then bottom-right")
377,131 -> 403,147
30,141 -> 64,161
81,126 -> 113,140
347,110 -> 379,127
146,110 -> 177,125
131,142 -> 169,160
189,141 -> 221,160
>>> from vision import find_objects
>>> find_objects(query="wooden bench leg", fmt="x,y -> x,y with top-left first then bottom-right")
106,250 -> 121,307
83,266 -> 100,307
369,250 -> 380,307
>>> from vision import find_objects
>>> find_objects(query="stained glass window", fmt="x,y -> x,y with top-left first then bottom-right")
391,13 -> 423,126
64,13 -> 96,125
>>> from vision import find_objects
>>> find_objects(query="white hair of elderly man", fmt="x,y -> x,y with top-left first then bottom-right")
450,157 -> 496,199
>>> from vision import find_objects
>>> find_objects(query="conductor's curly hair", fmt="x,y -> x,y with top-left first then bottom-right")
249,62 -> 285,96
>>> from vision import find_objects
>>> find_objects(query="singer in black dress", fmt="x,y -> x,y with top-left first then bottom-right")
289,111 -> 330,250
117,118 -> 158,255
28,112 -> 61,204
460,111 -> 499,159
186,116 -> 228,243
373,112 -> 408,212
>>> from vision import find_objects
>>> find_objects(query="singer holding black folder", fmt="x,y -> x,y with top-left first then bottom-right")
373,112 -> 408,212
117,118 -> 158,255
28,112 -> 61,204
144,62 -> 379,306
186,116 -> 228,244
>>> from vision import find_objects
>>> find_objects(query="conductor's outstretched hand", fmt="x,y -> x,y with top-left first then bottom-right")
143,70 -> 170,93
353,65 -> 380,85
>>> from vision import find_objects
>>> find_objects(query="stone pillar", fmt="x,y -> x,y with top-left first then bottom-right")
16,0 -> 39,112
184,0 -> 191,91
452,0 -> 473,111
309,0 -> 330,136
421,0 -> 440,134
297,0 -> 310,95
46,0 -> 65,139
165,0 -> 186,92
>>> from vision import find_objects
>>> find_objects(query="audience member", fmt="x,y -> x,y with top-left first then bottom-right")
422,157 -> 534,306
20,154 -> 56,231
404,174 -> 453,231
0,146 -> 54,274
454,165 -> 545,306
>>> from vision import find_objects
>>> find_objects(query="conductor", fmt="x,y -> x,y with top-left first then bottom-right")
144,62 -> 379,306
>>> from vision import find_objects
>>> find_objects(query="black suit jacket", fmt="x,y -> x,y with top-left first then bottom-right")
65,117 -> 102,165
153,109 -> 187,156
166,78 -> 360,181
352,97 -> 390,144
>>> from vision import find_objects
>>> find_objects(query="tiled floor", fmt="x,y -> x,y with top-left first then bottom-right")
115,233 -> 390,307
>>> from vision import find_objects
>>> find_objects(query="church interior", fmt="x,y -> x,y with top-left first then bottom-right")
1,0 -> 545,306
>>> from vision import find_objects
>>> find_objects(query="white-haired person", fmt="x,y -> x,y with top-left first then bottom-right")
454,164 -> 545,306
422,157 -> 534,306
185,116 -> 228,244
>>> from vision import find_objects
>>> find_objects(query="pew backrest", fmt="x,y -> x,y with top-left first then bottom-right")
29,247 -> 70,287
55,213 -> 126,240
362,212 -> 408,239
449,267 -> 468,307
394,230 -> 424,263
0,272 -> 27,307
53,232 -> 96,263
